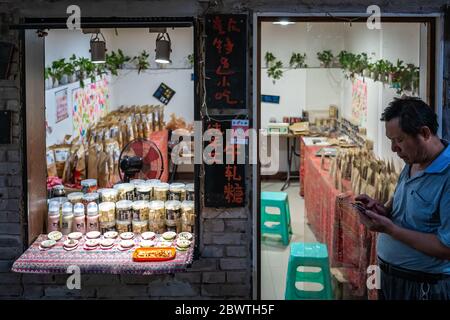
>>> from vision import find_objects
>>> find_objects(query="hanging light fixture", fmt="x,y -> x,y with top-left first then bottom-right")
155,32 -> 172,64
90,31 -> 106,64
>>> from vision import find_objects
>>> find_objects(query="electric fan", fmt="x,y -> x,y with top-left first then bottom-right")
118,138 -> 164,182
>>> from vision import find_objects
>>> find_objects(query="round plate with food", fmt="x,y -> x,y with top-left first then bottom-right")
155,241 -> 173,248
40,239 -> 56,248
141,231 -> 156,240
47,231 -> 63,241
64,239 -> 79,248
100,238 -> 115,248
140,240 -> 156,248
119,232 -> 135,240
162,231 -> 177,241
85,239 -> 100,247
120,239 -> 135,248
86,231 -> 101,239
104,231 -> 118,239
178,232 -> 193,241
68,232 -> 83,240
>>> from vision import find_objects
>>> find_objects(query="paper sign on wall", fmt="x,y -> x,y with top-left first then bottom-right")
230,119 -> 249,145
351,79 -> 368,126
55,89 -> 69,123
153,82 -> 176,105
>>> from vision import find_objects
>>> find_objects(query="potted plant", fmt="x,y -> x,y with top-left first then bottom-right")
74,57 -> 96,88
352,53 -> 370,77
44,67 -> 53,89
49,58 -> 66,87
62,59 -> 76,83
267,60 -> 283,83
289,52 -> 307,68
134,50 -> 150,74
264,52 -> 276,68
317,50 -> 334,68
106,49 -> 132,74
186,53 -> 194,68
337,51 -> 355,79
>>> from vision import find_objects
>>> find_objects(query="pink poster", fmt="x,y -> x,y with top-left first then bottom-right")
55,89 -> 69,123
351,79 -> 368,126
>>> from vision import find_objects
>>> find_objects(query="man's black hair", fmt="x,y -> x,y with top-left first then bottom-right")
380,97 -> 438,136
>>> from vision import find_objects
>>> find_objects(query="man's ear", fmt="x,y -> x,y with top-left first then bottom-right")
420,126 -> 432,140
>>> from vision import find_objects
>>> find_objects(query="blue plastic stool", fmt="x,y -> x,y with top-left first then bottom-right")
285,242 -> 333,300
261,191 -> 292,245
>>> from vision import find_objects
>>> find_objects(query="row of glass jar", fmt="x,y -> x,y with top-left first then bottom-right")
47,199 -> 196,235
65,181 -> 195,205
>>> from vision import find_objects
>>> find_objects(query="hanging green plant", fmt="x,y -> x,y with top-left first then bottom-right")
317,50 -> 334,68
267,60 -> 283,83
289,53 -> 307,68
264,52 -> 276,68
134,50 -> 150,74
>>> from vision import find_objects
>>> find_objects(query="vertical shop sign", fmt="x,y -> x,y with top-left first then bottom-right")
204,116 -> 246,207
205,14 -> 247,110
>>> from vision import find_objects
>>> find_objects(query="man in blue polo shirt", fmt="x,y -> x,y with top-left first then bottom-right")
356,97 -> 450,300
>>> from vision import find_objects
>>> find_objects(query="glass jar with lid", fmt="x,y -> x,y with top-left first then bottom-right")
98,202 -> 116,223
86,202 -> 99,233
165,200 -> 182,233
135,184 -> 152,201
73,203 -> 86,234
82,193 -> 100,208
132,220 -> 149,234
181,200 -> 195,232
169,183 -> 186,201
81,179 -> 98,194
132,200 -> 150,221
52,185 -> 66,198
116,220 -> 132,233
148,200 -> 166,234
185,183 -> 195,201
47,201 -> 61,233
67,192 -> 84,205
98,188 -> 118,203
116,200 -> 133,221
153,182 -> 169,201
61,202 -> 74,235
114,183 -> 135,201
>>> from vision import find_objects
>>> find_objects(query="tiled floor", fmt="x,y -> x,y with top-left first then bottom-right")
261,181 -> 317,300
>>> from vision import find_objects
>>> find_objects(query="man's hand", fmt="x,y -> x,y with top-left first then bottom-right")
355,194 -> 390,217
358,209 -> 396,234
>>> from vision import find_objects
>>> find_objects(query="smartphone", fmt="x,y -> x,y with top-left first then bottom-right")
351,202 -> 368,215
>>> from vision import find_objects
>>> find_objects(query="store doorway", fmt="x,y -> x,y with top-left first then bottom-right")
255,15 -> 437,300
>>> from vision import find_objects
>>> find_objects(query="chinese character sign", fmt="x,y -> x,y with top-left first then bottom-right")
204,117 -> 246,207
205,15 -> 247,110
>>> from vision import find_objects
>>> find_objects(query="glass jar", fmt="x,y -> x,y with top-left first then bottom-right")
135,184 -> 152,201
116,220 -> 132,233
67,192 -> 84,205
82,193 -> 100,208
165,200 -> 182,233
132,200 -> 150,221
98,188 -> 118,203
52,185 -> 66,198
73,203 -> 86,234
148,200 -> 166,234
181,200 -> 195,232
185,183 -> 195,201
169,183 -> 186,201
154,182 -> 169,201
145,179 -> 160,199
86,202 -> 99,233
100,221 -> 116,234
114,183 -> 135,201
132,220 -> 149,234
98,202 -> 116,223
61,202 -> 74,235
47,201 -> 61,233
116,200 -> 133,221
81,179 -> 98,194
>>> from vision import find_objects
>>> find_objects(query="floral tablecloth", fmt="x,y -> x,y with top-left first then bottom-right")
12,234 -> 195,275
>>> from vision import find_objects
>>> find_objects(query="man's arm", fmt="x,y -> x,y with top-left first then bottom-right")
361,210 -> 450,260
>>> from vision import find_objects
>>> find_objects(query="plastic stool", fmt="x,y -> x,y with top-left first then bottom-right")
285,242 -> 333,300
261,191 -> 292,245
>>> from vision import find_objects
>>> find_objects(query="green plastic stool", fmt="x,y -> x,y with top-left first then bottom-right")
261,191 -> 292,245
285,242 -> 333,300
